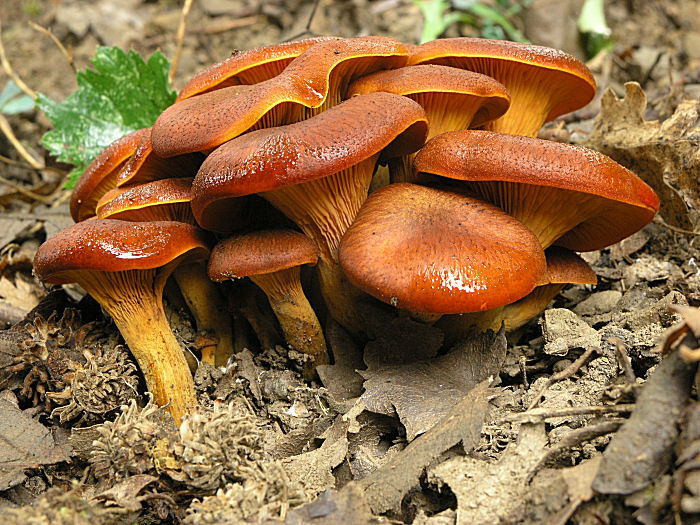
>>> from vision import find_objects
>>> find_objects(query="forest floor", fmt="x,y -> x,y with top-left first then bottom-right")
0,0 -> 699,523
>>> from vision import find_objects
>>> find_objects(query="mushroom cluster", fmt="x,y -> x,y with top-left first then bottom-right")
34,36 -> 660,423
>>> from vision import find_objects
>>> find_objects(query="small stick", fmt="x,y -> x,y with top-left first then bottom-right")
284,0 -> 321,42
196,16 -> 260,35
519,354 -> 529,388
527,419 -> 624,482
612,338 -> 637,388
527,346 -> 599,410
0,115 -> 44,170
504,403 -> 635,424
28,21 -> 76,74
170,0 -> 194,84
0,15 -> 37,99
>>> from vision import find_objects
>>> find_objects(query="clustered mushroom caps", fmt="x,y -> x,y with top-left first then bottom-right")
35,35 -> 660,423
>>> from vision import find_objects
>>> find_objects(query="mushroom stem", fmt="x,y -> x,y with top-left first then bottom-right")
75,269 -> 196,424
250,267 -> 328,365
437,306 -> 506,348
173,261 -> 234,367
501,283 -> 566,332
317,259 -> 367,337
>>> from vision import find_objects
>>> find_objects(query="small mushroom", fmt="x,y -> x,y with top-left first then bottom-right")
408,38 -> 596,136
34,220 -> 210,423
176,37 -> 338,101
152,36 -> 409,158
96,178 -> 234,367
191,92 -> 428,333
338,183 -> 546,315
437,246 -> 597,344
70,128 -> 148,222
208,230 -> 328,371
414,130 -> 660,250
347,64 -> 510,183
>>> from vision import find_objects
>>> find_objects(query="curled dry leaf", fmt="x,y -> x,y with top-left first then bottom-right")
587,81 -> 700,231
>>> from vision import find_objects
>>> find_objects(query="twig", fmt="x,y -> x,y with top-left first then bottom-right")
170,0 -> 194,84
0,114 -> 44,170
284,0 -> 321,41
195,16 -> 261,35
527,347 -> 599,410
504,403 -> 635,423
28,21 -> 76,74
0,153 -> 37,169
0,15 -> 37,99
612,338 -> 637,388
0,173 -> 55,204
519,354 -> 529,388
653,216 -> 699,236
527,419 -> 624,482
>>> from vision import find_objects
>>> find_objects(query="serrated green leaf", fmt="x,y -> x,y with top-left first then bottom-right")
37,46 -> 176,189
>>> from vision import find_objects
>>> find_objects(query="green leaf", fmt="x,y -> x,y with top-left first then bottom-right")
37,46 -> 176,189
0,80 -> 35,115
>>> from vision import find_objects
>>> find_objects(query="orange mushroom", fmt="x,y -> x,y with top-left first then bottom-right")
347,64 -> 510,183
176,37 -> 338,101
191,92 -> 428,333
70,128 -> 148,222
34,220 -> 210,423
152,36 -> 409,158
415,130 -> 660,250
96,178 -> 234,367
408,38 -> 596,136
338,183 -> 546,315
208,230 -> 328,371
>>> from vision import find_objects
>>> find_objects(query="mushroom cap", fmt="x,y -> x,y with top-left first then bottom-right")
152,36 -> 409,158
338,183 -> 547,314
208,229 -> 318,281
115,128 -> 203,188
347,64 -> 510,128
96,177 -> 194,221
407,37 -> 596,124
176,37 -> 338,101
539,246 -> 597,286
70,128 -> 149,222
415,130 -> 660,251
34,219 -> 210,284
191,92 -> 428,230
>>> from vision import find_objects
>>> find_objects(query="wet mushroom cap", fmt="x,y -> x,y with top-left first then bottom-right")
208,230 -> 318,281
34,219 -> 210,281
176,36 -> 338,101
415,130 -> 660,251
407,38 -> 595,136
96,177 -> 194,223
115,128 -> 202,188
347,64 -> 511,130
152,36 -> 409,158
70,128 -> 149,222
338,183 -> 547,314
191,92 -> 428,231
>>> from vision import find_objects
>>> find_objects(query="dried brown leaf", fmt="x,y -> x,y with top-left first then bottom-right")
360,327 -> 506,440
316,319 -> 364,406
0,391 -> 71,490
587,82 -> 700,230
359,380 -> 491,514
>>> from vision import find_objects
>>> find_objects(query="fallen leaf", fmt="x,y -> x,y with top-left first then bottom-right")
360,327 -> 506,440
0,391 -> 71,490
0,274 -> 43,314
279,483 -> 374,525
93,474 -> 158,512
359,380 -> 491,514
587,82 -> 700,230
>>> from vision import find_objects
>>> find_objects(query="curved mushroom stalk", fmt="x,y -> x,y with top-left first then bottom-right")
173,261 -> 234,367
501,284 -> 566,333
250,267 -> 328,366
73,267 -> 196,424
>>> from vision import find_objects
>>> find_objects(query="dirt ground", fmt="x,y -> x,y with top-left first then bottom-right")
0,0 -> 699,523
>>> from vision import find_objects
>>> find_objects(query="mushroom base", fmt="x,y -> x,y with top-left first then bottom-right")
250,267 -> 328,366
174,261 -> 234,367
72,268 -> 197,424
